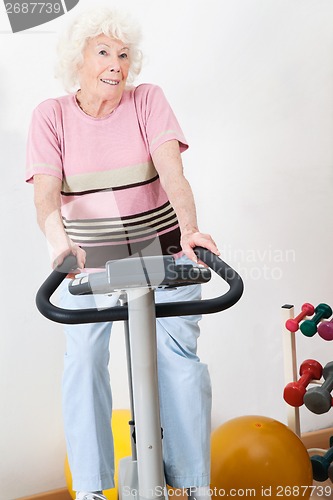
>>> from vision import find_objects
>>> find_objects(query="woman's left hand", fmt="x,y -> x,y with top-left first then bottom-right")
180,230 -> 220,265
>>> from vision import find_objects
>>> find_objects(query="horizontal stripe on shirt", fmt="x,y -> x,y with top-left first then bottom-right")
61,161 -> 157,195
63,201 -> 179,244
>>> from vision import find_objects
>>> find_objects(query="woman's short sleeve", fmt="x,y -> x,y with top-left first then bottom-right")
26,100 -> 63,184
134,84 -> 189,155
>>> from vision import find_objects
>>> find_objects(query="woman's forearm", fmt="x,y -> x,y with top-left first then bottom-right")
33,174 -> 86,267
34,176 -> 69,253
163,175 -> 199,235
151,140 -> 199,231
152,140 -> 220,262
35,196 -> 70,255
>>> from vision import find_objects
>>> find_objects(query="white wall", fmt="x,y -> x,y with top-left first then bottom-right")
1,0 -> 333,498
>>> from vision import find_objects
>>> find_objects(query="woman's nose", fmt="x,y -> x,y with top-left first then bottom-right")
108,57 -> 121,72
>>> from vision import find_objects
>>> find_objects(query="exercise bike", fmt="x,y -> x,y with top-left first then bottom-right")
36,247 -> 244,500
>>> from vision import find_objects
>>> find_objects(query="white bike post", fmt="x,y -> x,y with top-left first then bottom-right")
119,287 -> 166,500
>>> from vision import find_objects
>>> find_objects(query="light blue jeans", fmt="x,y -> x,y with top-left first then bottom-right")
59,256 -> 212,492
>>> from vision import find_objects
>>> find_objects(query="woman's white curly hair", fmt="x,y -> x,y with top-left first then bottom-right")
55,6 -> 143,93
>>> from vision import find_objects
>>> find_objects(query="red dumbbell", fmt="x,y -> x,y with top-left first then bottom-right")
285,303 -> 315,332
318,319 -> 333,341
283,359 -> 323,407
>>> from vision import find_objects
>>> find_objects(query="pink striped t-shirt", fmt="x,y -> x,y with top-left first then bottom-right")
26,84 -> 189,267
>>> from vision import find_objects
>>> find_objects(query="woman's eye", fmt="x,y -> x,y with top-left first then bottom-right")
99,50 -> 108,56
119,53 -> 128,59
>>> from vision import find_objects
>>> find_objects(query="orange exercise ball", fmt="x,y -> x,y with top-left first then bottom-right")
210,415 -> 313,499
65,409 -> 132,500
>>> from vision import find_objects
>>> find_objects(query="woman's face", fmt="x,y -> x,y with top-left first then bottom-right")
78,34 -> 130,102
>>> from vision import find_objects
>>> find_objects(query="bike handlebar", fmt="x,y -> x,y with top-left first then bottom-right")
36,247 -> 244,324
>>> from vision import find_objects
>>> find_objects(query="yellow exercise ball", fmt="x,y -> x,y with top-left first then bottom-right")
210,415 -> 313,500
65,409 -> 132,499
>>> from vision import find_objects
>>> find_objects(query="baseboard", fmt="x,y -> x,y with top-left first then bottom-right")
302,426 -> 333,450
16,488 -> 72,500
16,427 -> 333,500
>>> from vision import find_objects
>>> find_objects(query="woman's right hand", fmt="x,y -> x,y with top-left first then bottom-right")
53,241 -> 86,277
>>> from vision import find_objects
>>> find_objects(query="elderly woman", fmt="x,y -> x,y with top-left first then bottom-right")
26,7 -> 219,500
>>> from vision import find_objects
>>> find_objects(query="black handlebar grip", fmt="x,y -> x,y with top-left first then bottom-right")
56,255 -> 78,274
36,254 -> 78,324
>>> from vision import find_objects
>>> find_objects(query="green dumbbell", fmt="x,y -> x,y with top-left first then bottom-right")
300,303 -> 332,337
312,444 -> 333,481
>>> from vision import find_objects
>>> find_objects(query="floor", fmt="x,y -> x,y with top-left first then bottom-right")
17,481 -> 333,500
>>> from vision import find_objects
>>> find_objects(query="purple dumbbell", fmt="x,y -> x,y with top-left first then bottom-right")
318,319 -> 333,341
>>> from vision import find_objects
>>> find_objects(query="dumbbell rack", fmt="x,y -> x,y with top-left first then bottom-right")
281,304 -> 323,437
282,303 -> 333,485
